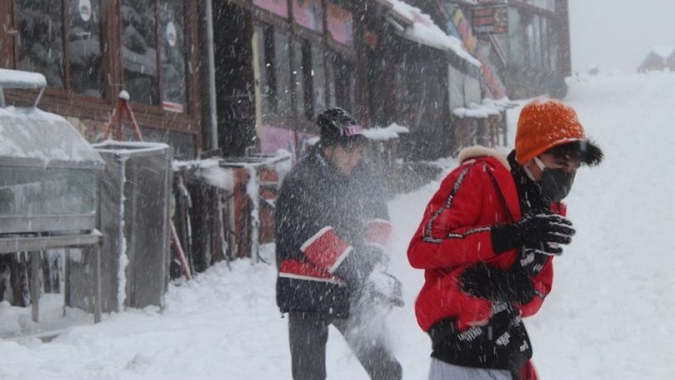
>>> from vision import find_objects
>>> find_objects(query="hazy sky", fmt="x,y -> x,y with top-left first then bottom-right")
568,0 -> 675,73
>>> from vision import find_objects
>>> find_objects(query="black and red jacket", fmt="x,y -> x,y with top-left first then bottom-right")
408,147 -> 566,379
275,146 -> 391,318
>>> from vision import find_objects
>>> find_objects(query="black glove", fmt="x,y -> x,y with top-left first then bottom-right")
460,263 -> 534,304
491,213 -> 575,254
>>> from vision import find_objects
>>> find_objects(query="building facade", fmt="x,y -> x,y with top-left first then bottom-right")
0,0 -> 572,161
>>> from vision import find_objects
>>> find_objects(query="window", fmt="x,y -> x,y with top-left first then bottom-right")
17,0 -> 65,88
293,40 -> 306,119
274,31 -> 292,117
160,0 -> 187,111
14,0 -> 191,109
255,24 -> 273,115
254,23 -> 293,123
120,0 -> 188,110
330,53 -> 355,113
69,0 -> 103,96
122,0 -> 159,105
292,41 -> 329,120
311,45 -> 326,116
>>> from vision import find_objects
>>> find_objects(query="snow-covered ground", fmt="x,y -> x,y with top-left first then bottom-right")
2,71 -> 675,379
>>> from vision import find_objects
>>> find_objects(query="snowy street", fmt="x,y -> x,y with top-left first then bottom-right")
2,71 -> 675,379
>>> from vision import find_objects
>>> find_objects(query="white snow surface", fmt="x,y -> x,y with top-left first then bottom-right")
2,71 -> 675,379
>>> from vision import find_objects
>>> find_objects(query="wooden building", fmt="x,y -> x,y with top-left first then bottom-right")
637,46 -> 675,73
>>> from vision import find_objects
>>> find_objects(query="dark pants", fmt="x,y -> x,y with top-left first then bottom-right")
288,311 -> 402,380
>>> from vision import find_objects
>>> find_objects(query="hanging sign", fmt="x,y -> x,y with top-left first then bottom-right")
293,0 -> 323,32
326,3 -> 353,46
253,0 -> 289,18
471,6 -> 508,35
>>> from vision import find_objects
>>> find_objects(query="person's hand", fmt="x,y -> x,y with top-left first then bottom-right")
492,213 -> 575,253
334,245 -> 387,289
460,263 -> 534,304
515,213 -> 575,246
363,269 -> 404,307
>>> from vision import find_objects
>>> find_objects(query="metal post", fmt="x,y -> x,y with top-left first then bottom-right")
30,252 -> 40,323
205,0 -> 219,150
94,245 -> 101,323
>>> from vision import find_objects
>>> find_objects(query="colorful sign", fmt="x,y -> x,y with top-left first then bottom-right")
471,6 -> 508,35
452,8 -> 477,53
326,3 -> 353,46
253,0 -> 288,18
293,0 -> 323,33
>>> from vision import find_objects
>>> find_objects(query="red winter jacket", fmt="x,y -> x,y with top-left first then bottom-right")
408,147 -> 562,332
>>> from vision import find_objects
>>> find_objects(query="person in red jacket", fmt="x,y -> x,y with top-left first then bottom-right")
407,98 -> 603,380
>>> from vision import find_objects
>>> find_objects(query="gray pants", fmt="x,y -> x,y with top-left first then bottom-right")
288,311 -> 402,380
428,358 -> 512,380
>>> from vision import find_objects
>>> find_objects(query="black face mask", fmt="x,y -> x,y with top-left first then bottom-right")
538,168 -> 576,202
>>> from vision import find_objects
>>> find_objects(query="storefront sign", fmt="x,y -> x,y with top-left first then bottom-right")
471,6 -> 508,35
326,3 -> 353,46
293,0 -> 323,33
253,0 -> 288,18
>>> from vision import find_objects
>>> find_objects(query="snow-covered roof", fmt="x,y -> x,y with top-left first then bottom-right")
651,46 -> 674,59
0,106 -> 104,168
381,0 -> 481,67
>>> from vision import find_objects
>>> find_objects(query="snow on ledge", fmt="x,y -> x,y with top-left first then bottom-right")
0,68 -> 47,89
362,122 -> 410,141
453,102 -> 502,119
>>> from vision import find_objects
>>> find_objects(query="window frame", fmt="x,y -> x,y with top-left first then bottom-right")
2,0 -> 200,136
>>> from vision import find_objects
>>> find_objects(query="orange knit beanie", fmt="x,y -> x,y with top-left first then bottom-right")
515,98 -> 587,164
